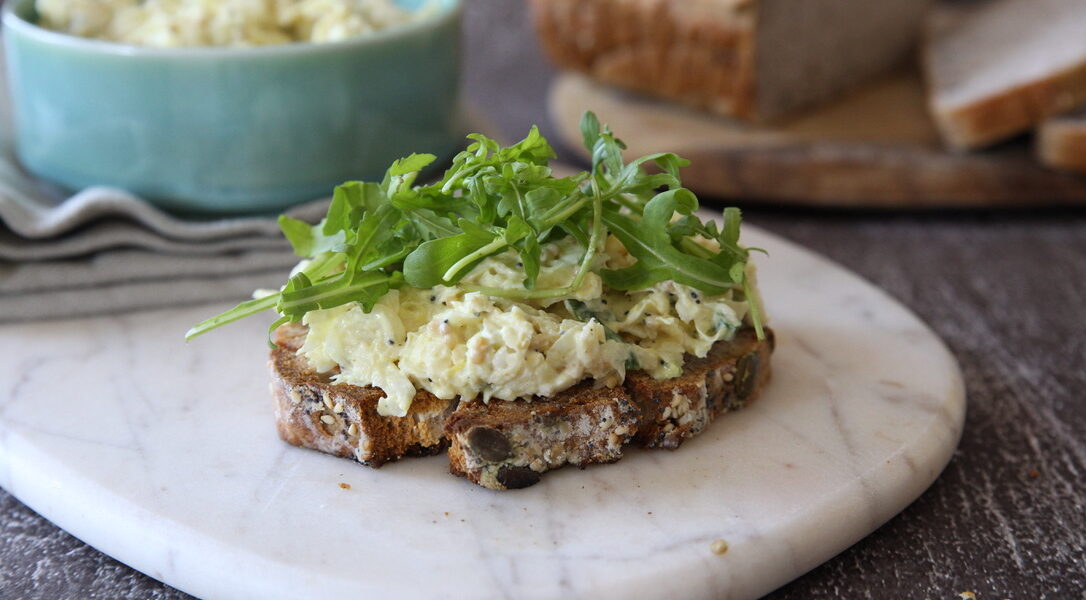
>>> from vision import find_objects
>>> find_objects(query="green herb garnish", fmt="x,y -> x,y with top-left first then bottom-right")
186,112 -> 764,342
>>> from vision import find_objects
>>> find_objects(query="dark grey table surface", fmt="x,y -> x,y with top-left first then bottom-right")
2,1 -> 1085,598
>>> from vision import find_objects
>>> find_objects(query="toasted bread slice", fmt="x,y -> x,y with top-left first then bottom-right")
445,383 -> 641,490
271,323 -> 458,467
627,327 -> 772,449
444,327 -> 773,489
270,324 -> 773,489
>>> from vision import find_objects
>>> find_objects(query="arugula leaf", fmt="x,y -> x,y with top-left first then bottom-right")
186,110 -> 765,342
601,189 -> 741,295
277,271 -> 393,319
404,232 -> 501,288
388,153 -> 437,177
185,294 -> 278,341
278,215 -> 344,257
580,111 -> 601,153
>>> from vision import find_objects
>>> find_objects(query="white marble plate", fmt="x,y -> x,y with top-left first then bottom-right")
0,226 -> 965,600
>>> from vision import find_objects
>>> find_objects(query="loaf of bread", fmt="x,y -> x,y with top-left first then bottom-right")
924,0 -> 1086,150
530,0 -> 929,121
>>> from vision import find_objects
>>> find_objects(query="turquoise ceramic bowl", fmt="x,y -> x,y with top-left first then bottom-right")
2,0 -> 462,214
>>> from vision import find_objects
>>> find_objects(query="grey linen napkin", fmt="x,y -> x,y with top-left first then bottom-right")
0,153 -> 574,323
0,177 -> 327,323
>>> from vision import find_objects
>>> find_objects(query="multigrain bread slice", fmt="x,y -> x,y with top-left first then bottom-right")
924,0 -> 1086,150
446,327 -> 773,489
271,323 -> 458,467
270,323 -> 773,489
530,0 -> 928,121
627,327 -> 772,449
1037,111 -> 1086,173
445,383 -> 641,490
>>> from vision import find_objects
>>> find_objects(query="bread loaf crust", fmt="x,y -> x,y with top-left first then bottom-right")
924,1 -> 1086,150
530,0 -> 758,118
1038,114 -> 1086,173
531,0 -> 928,122
929,63 -> 1086,151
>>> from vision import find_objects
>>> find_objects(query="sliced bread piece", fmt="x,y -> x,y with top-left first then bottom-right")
1038,111 -> 1086,173
446,327 -> 774,489
445,383 -> 641,490
925,0 -> 1086,150
271,323 -> 458,467
627,327 -> 772,449
530,0 -> 928,121
271,323 -> 774,490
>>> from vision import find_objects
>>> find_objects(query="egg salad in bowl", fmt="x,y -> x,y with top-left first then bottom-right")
36,0 -> 429,47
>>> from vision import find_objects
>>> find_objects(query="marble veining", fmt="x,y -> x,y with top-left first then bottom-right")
0,226 -> 965,599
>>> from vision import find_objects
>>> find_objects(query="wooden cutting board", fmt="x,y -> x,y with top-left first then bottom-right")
549,72 -> 1086,207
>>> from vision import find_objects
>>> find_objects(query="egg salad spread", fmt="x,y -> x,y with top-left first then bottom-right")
37,0 -> 424,47
299,236 -> 756,417
187,114 -> 767,420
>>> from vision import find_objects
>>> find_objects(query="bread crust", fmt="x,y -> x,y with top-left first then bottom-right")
930,63 -> 1086,151
626,327 -> 772,449
529,0 -> 758,119
270,323 -> 458,467
924,2 -> 1086,150
1038,114 -> 1086,173
270,323 -> 774,489
445,383 -> 641,490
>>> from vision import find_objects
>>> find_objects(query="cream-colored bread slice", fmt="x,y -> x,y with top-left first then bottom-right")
1038,111 -> 1086,173
925,0 -> 1086,150
530,0 -> 929,122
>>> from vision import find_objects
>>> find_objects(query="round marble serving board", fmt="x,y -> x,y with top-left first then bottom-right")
0,225 -> 965,600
